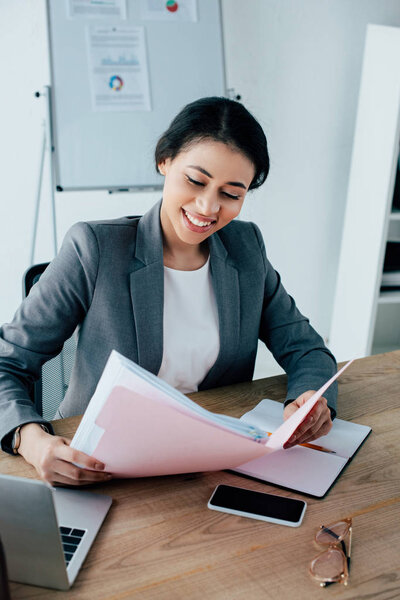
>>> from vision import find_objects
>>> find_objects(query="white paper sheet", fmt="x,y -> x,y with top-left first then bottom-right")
86,26 -> 151,112
68,0 -> 127,19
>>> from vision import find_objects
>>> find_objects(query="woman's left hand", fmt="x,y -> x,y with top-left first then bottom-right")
282,391 -> 332,449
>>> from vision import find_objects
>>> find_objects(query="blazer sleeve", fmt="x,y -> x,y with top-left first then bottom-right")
252,223 -> 338,416
0,222 -> 99,453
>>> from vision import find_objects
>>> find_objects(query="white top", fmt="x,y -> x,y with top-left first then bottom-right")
157,258 -> 220,394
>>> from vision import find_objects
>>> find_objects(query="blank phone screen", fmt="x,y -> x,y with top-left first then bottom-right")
209,485 -> 305,522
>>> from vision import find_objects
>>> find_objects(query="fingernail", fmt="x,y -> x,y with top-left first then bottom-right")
95,462 -> 105,470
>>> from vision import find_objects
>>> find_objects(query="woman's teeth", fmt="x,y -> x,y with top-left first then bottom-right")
184,210 -> 214,227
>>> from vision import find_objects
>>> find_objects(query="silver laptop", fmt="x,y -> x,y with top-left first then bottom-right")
0,473 -> 112,590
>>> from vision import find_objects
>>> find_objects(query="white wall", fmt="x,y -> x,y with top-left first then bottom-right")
221,0 -> 400,375
1,0 -> 400,378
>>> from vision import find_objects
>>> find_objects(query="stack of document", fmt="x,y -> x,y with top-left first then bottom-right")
71,350 -> 352,479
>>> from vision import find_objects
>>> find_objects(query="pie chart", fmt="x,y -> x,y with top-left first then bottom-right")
166,1 -> 178,13
109,75 -> 123,91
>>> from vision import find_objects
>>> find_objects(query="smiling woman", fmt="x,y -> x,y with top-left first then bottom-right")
0,97 -> 337,486
159,141 -> 255,269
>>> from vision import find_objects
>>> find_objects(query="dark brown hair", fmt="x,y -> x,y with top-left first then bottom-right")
155,97 -> 269,190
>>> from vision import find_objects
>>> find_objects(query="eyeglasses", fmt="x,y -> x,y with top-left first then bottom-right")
310,517 -> 352,587
309,496 -> 400,588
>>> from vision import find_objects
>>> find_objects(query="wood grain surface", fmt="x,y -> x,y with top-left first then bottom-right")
1,351 -> 400,600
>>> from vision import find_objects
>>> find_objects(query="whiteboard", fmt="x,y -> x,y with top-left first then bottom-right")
47,0 -> 226,191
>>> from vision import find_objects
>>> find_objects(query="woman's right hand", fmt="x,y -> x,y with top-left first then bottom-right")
18,423 -> 112,486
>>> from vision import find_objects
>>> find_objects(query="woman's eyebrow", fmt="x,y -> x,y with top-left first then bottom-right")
187,165 -> 247,189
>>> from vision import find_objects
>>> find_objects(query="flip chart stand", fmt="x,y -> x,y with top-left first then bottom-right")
30,85 -> 58,265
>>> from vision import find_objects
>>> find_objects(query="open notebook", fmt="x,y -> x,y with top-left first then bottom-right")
234,399 -> 371,497
71,350 -> 353,479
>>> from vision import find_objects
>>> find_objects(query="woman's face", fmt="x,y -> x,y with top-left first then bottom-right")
159,140 -> 255,250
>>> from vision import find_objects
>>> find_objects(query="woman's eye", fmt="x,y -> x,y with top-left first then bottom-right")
186,175 -> 239,199
186,176 -> 204,186
222,191 -> 240,200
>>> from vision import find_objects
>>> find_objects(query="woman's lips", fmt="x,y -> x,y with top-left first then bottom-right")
181,208 -> 216,233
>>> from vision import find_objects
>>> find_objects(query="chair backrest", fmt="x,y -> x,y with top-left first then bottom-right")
23,263 -> 77,420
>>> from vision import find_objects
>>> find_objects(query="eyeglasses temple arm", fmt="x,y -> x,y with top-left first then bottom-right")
347,526 -> 352,572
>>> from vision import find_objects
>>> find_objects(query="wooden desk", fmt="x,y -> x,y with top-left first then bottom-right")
1,352 -> 399,599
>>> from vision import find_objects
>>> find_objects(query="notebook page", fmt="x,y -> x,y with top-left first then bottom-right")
241,399 -> 371,458
234,446 -> 348,497
306,418 -> 371,457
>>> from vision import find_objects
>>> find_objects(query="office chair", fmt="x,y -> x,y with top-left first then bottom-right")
23,263 -> 77,420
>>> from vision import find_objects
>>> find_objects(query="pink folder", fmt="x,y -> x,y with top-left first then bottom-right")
72,352 -> 353,478
94,387 -> 271,477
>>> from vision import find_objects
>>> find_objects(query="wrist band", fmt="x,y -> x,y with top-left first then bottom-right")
12,423 -> 49,455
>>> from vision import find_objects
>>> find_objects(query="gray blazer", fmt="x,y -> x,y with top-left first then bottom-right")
0,201 -> 337,453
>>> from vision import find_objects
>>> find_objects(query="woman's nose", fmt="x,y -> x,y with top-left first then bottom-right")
195,191 -> 220,216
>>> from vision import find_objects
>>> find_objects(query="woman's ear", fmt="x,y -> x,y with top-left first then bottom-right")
158,157 -> 172,176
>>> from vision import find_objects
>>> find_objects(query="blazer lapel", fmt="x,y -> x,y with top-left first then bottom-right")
199,232 -> 240,389
129,201 -> 164,375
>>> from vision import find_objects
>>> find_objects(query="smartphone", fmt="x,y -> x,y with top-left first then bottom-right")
208,484 -> 307,527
